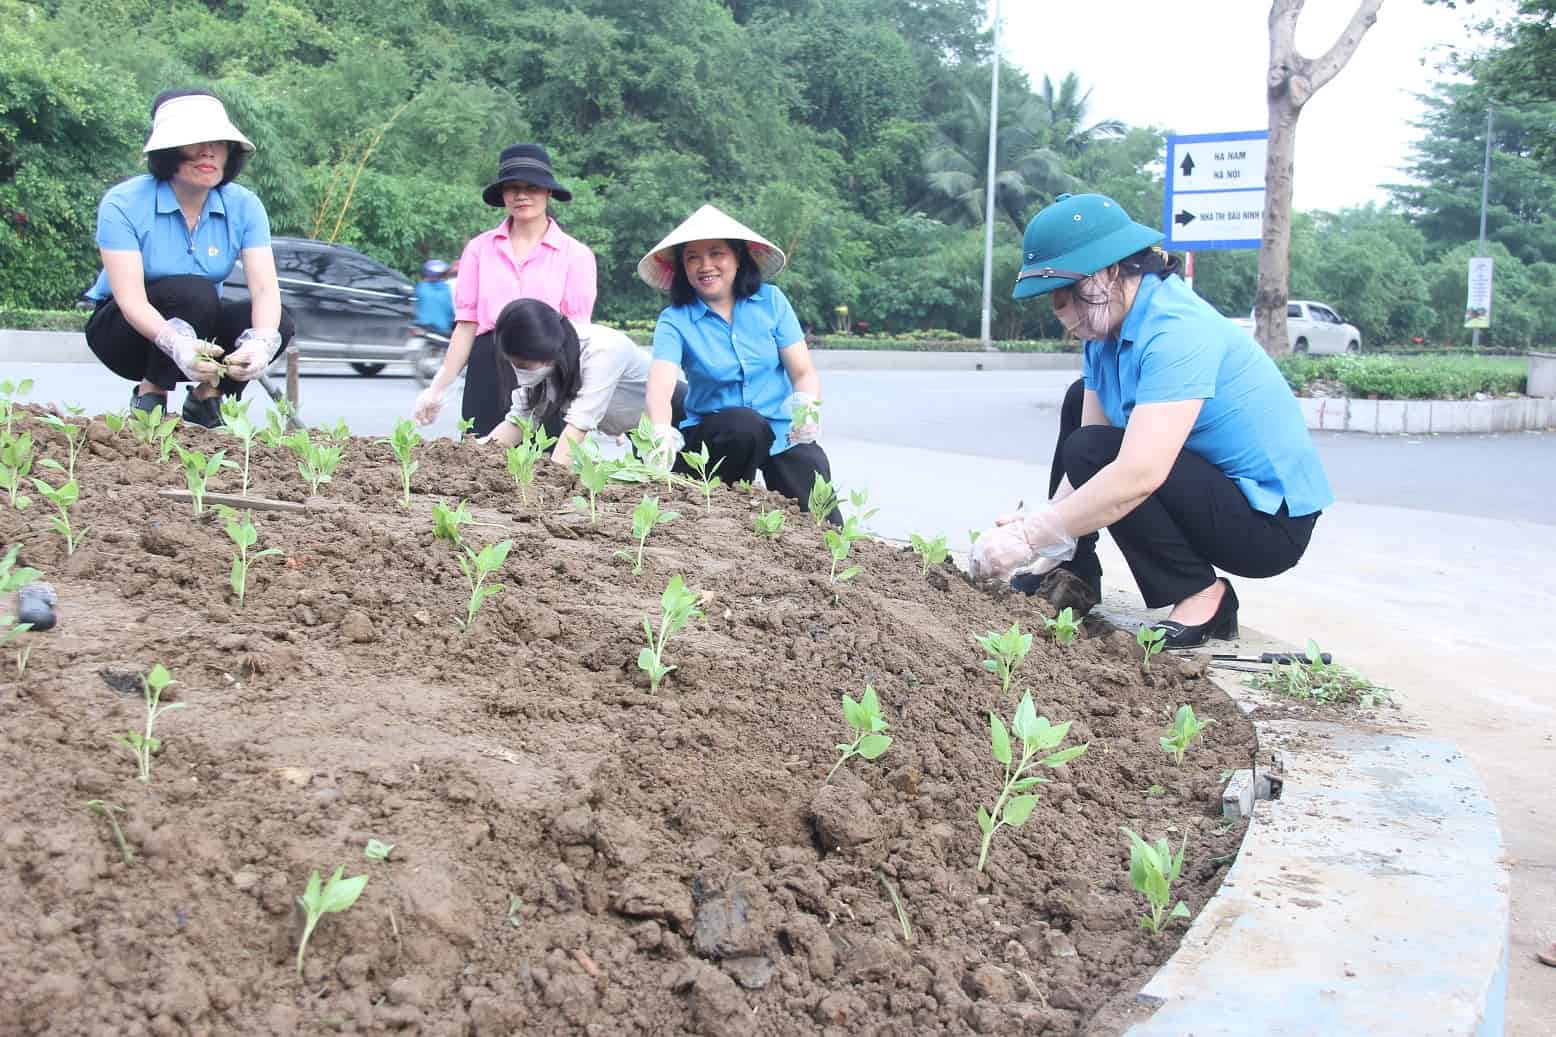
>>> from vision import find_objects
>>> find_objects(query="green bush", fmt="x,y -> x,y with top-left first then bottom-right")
0,308 -> 87,331
1277,354 -> 1528,399
808,336 -> 1076,353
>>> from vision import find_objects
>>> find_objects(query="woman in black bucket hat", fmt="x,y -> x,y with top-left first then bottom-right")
412,143 -> 596,437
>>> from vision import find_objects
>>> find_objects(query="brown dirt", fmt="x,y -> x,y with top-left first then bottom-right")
1,407 -> 1255,1037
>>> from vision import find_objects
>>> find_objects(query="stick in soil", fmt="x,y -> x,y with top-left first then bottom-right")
877,870 -> 912,943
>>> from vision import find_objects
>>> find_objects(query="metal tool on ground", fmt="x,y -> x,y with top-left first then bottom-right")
1210,651 -> 1333,665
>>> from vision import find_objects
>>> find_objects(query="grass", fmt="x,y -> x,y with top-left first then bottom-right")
1277,353 -> 1529,400
0,308 -> 89,332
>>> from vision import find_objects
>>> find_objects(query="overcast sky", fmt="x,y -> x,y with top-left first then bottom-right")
1002,0 -> 1502,214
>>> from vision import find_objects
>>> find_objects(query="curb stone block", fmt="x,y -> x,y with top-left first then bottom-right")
1404,400 -> 1432,434
1346,399 -> 1378,434
1375,400 -> 1406,435
1431,400 -> 1470,433
1318,398 -> 1349,431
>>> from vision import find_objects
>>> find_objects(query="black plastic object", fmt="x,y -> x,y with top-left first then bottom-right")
16,582 -> 57,632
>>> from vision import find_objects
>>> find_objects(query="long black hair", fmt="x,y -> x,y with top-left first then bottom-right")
1117,246 -> 1184,282
144,89 -> 249,186
669,238 -> 764,307
493,298 -> 582,429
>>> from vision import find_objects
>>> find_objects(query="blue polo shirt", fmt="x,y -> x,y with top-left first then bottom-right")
652,284 -> 805,455
1083,274 -> 1332,516
85,175 -> 272,301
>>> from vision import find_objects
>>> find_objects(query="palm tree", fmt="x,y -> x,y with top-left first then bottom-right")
1033,72 -> 1126,158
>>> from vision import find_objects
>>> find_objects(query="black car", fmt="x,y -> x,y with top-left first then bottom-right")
223,237 -> 419,376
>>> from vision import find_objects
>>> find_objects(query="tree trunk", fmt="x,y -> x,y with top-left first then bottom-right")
1255,0 -> 1385,357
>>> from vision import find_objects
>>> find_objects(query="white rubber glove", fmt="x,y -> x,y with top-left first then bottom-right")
970,507 -> 1077,583
786,391 -> 821,444
646,422 -> 684,470
413,384 -> 449,426
153,318 -> 222,384
225,328 -> 281,381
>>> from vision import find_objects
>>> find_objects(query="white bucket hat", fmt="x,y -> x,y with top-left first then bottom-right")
636,204 -> 786,291
142,94 -> 255,155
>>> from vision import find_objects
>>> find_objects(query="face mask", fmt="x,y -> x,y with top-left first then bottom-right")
511,364 -> 553,387
1067,272 -> 1122,340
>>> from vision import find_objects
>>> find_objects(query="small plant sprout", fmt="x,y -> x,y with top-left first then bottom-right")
825,684 -> 892,783
637,574 -> 704,693
1249,639 -> 1390,707
364,839 -> 394,861
0,377 -> 32,437
456,416 -> 476,438
456,539 -> 512,632
733,479 -> 753,493
0,429 -> 35,509
504,417 -> 558,505
846,487 -> 879,529
127,404 -> 181,462
822,516 -> 867,585
324,417 -> 351,443
295,865 -> 369,975
753,509 -> 785,538
807,473 -> 839,528
432,499 -> 474,547
377,418 -> 423,507
217,398 -> 261,495
176,445 -> 234,515
1137,626 -> 1167,671
39,414 -> 87,481
507,893 -> 524,927
680,442 -> 724,511
218,506 -> 282,608
975,622 -> 1032,694
258,399 -> 295,448
616,495 -> 679,575
1160,704 -> 1216,765
1121,827 -> 1191,934
30,475 -> 88,554
968,528 -> 981,546
285,428 -> 343,495
85,800 -> 135,866
570,437 -> 617,524
102,409 -> 129,435
791,394 -> 823,430
1043,606 -> 1082,646
976,692 -> 1090,872
112,663 -> 187,783
909,533 -> 948,575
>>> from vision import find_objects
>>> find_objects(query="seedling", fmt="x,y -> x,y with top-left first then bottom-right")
112,663 -> 186,783
456,538 -> 512,632
295,865 -> 369,975
791,395 -> 823,430
846,487 -> 878,530
217,398 -> 260,496
616,495 -> 679,575
637,574 -> 703,693
376,419 -> 423,508
432,499 -> 474,547
0,429 -> 35,508
976,692 -> 1089,871
38,414 -> 87,481
127,405 -> 180,462
1043,606 -> 1082,646
679,442 -> 724,511
0,377 -> 32,438
975,622 -> 1032,694
102,409 -> 129,435
570,438 -> 616,524
968,529 -> 981,546
1121,827 -> 1191,934
733,479 -> 753,493
825,684 -> 892,783
807,473 -> 839,528
456,416 -> 476,438
1248,639 -> 1390,707
1159,704 -> 1216,765
909,533 -> 948,575
218,506 -> 282,608
30,475 -> 88,554
504,417 -> 558,505
364,839 -> 394,862
1137,626 -> 1167,671
284,428 -> 343,495
626,415 -> 676,489
85,800 -> 135,866
176,445 -> 234,515
822,515 -> 867,584
507,893 -> 524,927
753,509 -> 785,538
323,417 -> 351,443
258,400 -> 294,448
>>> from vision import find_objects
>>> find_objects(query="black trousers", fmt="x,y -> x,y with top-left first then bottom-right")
85,275 -> 293,397
677,407 -> 834,514
1051,378 -> 1319,608
462,331 -> 513,438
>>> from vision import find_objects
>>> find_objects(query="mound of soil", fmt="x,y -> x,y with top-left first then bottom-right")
0,408 -> 1253,1036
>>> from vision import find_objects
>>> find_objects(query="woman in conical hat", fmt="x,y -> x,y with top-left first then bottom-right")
636,204 -> 834,514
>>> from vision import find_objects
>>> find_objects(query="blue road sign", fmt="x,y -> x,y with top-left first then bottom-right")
1164,130 -> 1269,250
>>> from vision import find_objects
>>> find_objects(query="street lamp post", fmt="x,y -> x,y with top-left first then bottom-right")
979,0 -> 1002,351
1473,107 -> 1492,350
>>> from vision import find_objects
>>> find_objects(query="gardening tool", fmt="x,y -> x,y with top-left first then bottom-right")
1211,651 -> 1333,665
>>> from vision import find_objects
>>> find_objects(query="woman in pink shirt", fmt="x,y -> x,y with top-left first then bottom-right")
413,143 -> 597,436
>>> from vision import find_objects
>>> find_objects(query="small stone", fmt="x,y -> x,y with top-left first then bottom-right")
388,974 -> 431,1007
340,611 -> 376,643
814,991 -> 864,1026
721,956 -> 774,990
232,870 -> 261,891
275,767 -> 311,787
964,964 -> 1013,1003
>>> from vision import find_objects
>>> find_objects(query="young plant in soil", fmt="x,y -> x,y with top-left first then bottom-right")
0,545 -> 40,669
975,622 -> 1032,694
0,377 -> 32,438
432,499 -> 474,547
1137,626 -> 1167,671
822,515 -> 867,585
39,414 -> 87,482
504,417 -> 558,505
637,574 -> 703,693
571,438 -> 616,524
825,684 -> 892,783
456,538 -> 512,632
217,398 -> 260,496
127,405 -> 180,463
1043,606 -> 1082,646
1121,827 -> 1191,934
807,473 -> 840,529
363,839 -> 394,862
1248,639 -> 1390,707
616,495 -> 679,575
102,409 -> 129,435
733,478 -> 753,493
791,395 -> 823,430
753,509 -> 785,539
377,419 -> 423,508
322,417 -> 351,443
456,416 -> 476,438
625,415 -> 676,489
295,865 -> 369,975
284,428 -> 343,495
30,475 -> 88,554
258,400 -> 295,448
85,800 -> 135,866
0,429 -> 35,509
846,487 -> 879,530
976,692 -> 1090,871
112,663 -> 186,783
909,533 -> 948,575
176,445 -> 234,515
679,442 -> 723,511
1159,704 -> 1215,765
217,506 -> 282,608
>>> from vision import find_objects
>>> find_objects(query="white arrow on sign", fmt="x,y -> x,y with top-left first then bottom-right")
1168,191 -> 1265,245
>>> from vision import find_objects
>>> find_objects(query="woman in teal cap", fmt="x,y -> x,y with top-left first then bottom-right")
970,193 -> 1332,648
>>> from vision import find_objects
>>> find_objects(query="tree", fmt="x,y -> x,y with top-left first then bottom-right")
1254,0 -> 1384,356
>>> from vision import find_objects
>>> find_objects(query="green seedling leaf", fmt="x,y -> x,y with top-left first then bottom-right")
1159,704 -> 1216,765
376,419 -> 424,507
974,622 -> 1031,694
976,691 -> 1089,872
364,839 -> 394,861
1043,606 -> 1082,646
679,442 -> 724,512
1122,827 -> 1191,934
637,574 -> 703,693
113,663 -> 186,783
752,509 -> 785,538
1136,625 -> 1167,671
826,683 -> 893,783
908,532 -> 949,575
455,537 -> 512,632
218,506 -> 281,608
807,472 -> 839,528
296,865 -> 368,974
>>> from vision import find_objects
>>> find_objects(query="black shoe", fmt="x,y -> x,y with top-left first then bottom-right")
182,391 -> 223,429
1012,558 -> 1102,615
130,389 -> 168,416
1153,579 -> 1239,649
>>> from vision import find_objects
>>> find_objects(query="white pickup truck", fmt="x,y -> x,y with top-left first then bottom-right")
1231,301 -> 1361,354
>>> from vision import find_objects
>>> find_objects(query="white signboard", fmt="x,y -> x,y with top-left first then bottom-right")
1163,131 -> 1269,250
1464,256 -> 1493,329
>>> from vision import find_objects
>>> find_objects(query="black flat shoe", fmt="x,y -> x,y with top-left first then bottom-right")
130,389 -> 168,416
182,391 -> 224,429
1152,579 -> 1239,649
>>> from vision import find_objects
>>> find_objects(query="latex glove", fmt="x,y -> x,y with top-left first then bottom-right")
646,422 -> 684,470
153,318 -> 222,384
225,328 -> 280,381
786,391 -> 821,444
413,384 -> 448,426
970,507 -> 1077,583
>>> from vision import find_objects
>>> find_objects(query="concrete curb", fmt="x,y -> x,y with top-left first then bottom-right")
1123,675 -> 1510,1036
2,330 -> 91,363
1299,395 -> 1555,434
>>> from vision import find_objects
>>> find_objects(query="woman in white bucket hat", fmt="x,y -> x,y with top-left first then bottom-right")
637,204 -> 835,516
82,89 -> 291,429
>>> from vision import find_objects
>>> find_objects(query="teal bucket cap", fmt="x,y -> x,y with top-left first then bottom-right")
1012,193 -> 1164,300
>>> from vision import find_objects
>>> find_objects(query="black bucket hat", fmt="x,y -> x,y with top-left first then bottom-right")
481,143 -> 573,207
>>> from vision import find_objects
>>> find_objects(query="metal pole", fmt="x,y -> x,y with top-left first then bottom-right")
1472,107 -> 1493,349
979,0 -> 1002,351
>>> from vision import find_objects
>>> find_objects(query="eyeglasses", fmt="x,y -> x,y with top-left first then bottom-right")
1016,266 -> 1089,283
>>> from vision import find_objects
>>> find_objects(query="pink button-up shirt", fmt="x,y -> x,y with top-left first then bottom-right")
453,216 -> 596,333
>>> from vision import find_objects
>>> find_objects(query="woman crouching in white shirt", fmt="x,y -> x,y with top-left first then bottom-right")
483,298 -> 685,465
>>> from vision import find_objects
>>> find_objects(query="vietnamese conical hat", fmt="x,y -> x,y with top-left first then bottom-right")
636,204 -> 787,291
